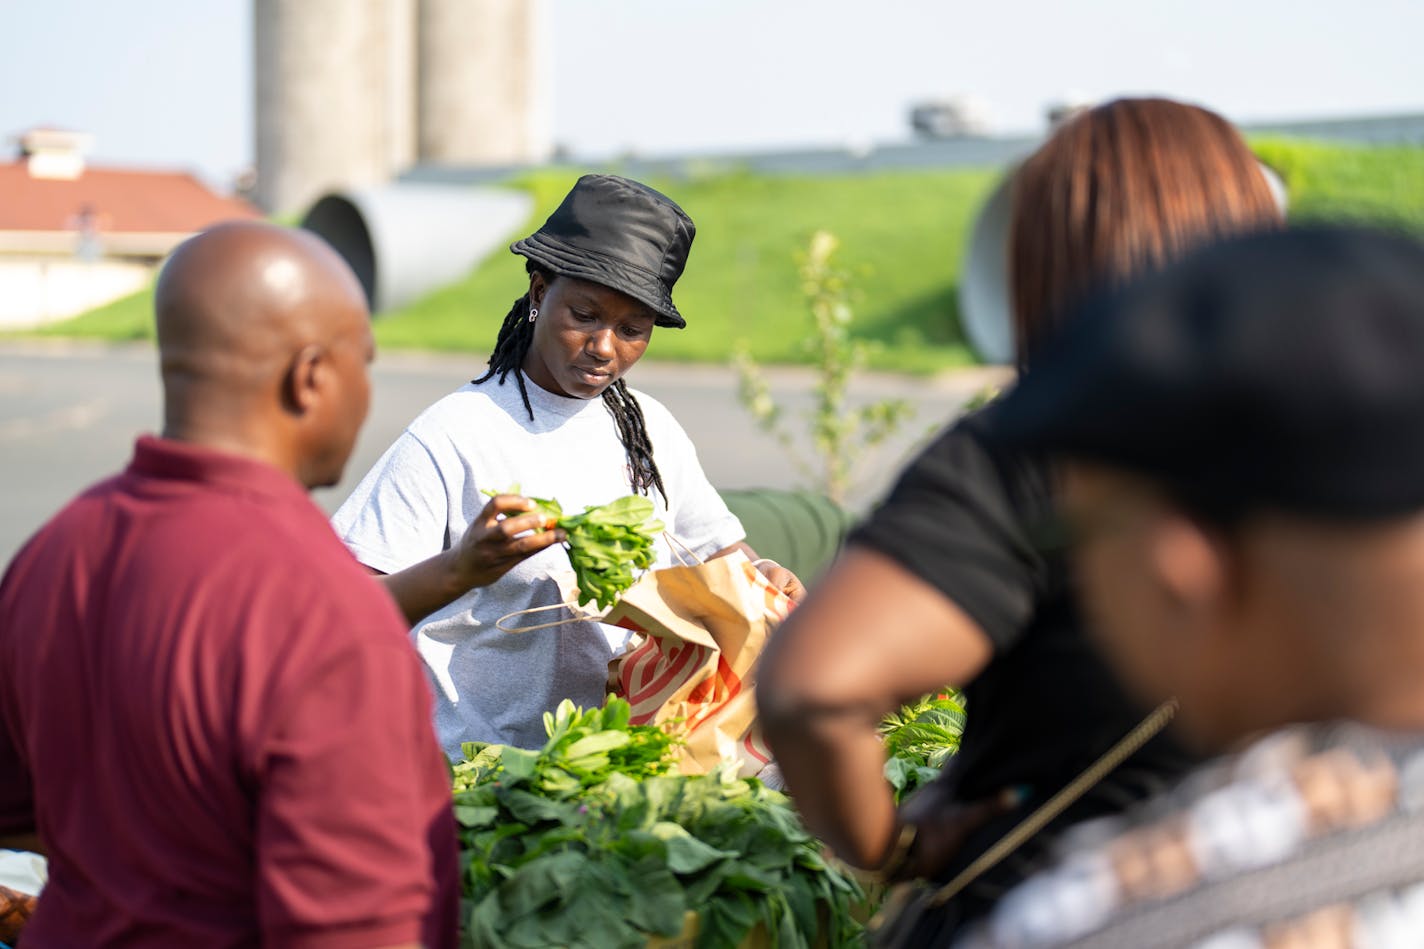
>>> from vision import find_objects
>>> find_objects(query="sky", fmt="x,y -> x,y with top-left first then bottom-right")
2,0 -> 1422,189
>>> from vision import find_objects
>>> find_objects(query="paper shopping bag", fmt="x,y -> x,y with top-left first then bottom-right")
603,550 -> 793,776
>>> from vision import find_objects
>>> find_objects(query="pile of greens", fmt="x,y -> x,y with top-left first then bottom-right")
488,489 -> 664,610
453,699 -> 865,948
880,690 -> 967,803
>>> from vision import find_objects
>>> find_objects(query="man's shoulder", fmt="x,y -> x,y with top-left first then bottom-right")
253,515 -> 400,613
30,470 -> 129,533
3,477 -> 409,688
202,524 -> 411,678
0,471 -> 135,588
136,485 -> 402,637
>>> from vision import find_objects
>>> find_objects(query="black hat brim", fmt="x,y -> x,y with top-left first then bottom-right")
512,233 -> 686,329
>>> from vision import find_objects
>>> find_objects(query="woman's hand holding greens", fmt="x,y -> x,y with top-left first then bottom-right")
374,493 -> 565,625
449,494 -> 567,590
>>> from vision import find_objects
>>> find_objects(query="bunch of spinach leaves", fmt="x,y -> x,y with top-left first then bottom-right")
485,489 -> 664,610
452,698 -> 677,798
453,698 -> 864,948
880,690 -> 966,803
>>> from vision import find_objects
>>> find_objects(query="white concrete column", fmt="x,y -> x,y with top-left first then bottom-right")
384,0 -> 419,174
416,0 -> 551,167
254,0 -> 409,214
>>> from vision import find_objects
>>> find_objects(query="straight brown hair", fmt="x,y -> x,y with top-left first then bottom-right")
1010,98 -> 1283,366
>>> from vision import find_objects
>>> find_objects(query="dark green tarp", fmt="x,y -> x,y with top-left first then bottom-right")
720,489 -> 854,583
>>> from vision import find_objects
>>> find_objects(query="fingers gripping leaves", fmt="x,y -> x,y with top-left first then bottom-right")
484,489 -> 665,610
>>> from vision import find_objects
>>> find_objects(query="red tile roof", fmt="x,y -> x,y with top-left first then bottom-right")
0,161 -> 260,234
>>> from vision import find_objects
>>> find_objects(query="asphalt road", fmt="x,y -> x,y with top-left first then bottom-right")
0,340 -> 1009,565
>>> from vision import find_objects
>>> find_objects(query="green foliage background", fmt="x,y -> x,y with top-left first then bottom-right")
28,140 -> 1424,372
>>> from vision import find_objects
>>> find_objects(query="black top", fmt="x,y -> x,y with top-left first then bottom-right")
851,405 -> 1198,927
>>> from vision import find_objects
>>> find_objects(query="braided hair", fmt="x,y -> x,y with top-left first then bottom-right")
474,266 -> 667,501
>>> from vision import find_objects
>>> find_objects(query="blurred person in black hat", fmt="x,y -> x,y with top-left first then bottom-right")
332,174 -> 803,755
757,97 -> 1283,940
957,224 -> 1424,946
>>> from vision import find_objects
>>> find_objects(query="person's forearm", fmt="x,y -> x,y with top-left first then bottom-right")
755,548 -> 994,866
376,550 -> 470,626
760,702 -> 899,868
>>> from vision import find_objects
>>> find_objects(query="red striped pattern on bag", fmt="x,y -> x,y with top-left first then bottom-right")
682,656 -> 744,733
742,729 -> 771,766
622,636 -> 714,725
608,556 -> 794,771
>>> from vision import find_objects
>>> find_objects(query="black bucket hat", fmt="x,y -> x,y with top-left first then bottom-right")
510,174 -> 695,329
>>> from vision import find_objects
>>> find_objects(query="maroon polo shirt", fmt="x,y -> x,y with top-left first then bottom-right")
0,437 -> 459,948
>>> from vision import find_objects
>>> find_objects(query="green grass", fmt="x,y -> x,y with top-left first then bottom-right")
25,139 -> 1424,369
28,285 -> 156,342
1253,137 -> 1424,229
371,166 -> 997,372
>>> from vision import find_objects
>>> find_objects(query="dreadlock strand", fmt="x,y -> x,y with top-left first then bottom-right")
474,291 -> 537,421
602,379 -> 666,500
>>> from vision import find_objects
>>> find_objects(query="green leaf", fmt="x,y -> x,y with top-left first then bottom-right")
601,696 -> 630,731
497,850 -> 586,917
500,788 -> 577,825
562,729 -> 632,761
623,857 -> 688,936
452,702 -> 864,948
585,494 -> 654,526
695,891 -> 759,949
540,493 -> 664,607
651,822 -> 735,874
537,768 -> 582,797
497,746 -> 541,783
454,804 -> 500,828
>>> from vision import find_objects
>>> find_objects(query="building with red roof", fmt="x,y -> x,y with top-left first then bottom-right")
0,128 -> 261,328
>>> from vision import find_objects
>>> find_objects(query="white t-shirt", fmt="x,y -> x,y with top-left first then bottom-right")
332,372 -> 745,754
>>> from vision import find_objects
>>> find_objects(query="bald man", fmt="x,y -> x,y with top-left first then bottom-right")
0,222 -> 458,948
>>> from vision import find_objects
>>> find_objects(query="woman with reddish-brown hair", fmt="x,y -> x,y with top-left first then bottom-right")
757,98 -> 1283,942
1011,99 -> 1281,361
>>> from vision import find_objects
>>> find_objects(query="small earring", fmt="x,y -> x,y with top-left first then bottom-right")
528,307 -> 538,323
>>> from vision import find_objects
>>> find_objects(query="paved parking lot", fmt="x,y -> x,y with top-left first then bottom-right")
0,340 -> 1008,564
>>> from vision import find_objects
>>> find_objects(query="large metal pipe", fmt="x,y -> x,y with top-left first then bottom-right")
301,183 -> 531,314
958,176 -> 1017,366
957,163 -> 1289,364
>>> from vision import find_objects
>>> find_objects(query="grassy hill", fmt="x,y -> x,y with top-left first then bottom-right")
27,139 -> 1424,372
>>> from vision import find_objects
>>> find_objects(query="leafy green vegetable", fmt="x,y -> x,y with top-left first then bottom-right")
452,698 -> 865,948
880,690 -> 966,803
483,488 -> 665,610
454,698 -> 678,796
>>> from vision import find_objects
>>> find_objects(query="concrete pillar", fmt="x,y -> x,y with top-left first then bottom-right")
416,0 -> 551,167
384,0 -> 419,174
254,0 -> 413,215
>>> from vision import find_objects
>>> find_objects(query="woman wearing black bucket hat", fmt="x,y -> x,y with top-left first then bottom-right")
332,174 -> 803,755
